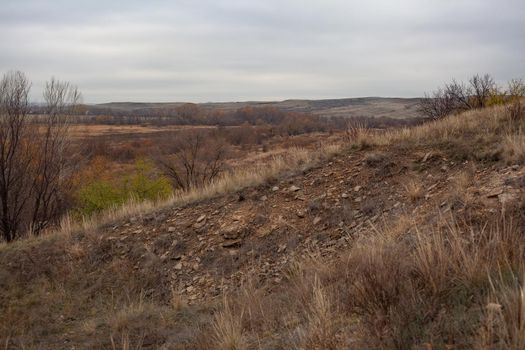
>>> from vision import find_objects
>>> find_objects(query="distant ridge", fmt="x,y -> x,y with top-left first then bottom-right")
91,97 -> 422,119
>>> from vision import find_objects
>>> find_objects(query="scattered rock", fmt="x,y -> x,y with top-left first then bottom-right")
222,239 -> 242,248
167,226 -> 176,233
354,185 -> 362,192
272,186 -> 279,192
194,221 -> 206,229
313,216 -> 322,225
289,185 -> 301,192
487,189 -> 504,198
421,151 -> 432,162
196,215 -> 206,223
296,210 -> 306,218
504,176 -> 525,187
341,193 -> 349,198
220,223 -> 251,240
175,262 -> 183,270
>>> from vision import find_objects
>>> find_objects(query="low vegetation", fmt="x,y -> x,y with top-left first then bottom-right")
2,73 -> 525,349
419,74 -> 525,119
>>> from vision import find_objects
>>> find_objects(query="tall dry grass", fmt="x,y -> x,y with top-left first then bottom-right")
356,102 -> 524,150
207,203 -> 525,349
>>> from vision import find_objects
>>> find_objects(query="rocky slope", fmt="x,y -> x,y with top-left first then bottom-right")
94,146 -> 521,304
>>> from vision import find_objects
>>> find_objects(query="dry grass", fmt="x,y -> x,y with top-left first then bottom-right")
403,177 -> 424,202
205,204 -> 525,349
211,299 -> 248,350
345,123 -> 374,149
354,103 -> 524,153
297,277 -> 340,350
9,143 -> 342,248
502,133 -> 525,164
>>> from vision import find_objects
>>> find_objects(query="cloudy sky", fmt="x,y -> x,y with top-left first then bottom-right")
0,0 -> 523,103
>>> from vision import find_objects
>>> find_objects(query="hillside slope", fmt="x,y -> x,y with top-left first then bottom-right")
1,103 -> 525,349
93,97 -> 422,119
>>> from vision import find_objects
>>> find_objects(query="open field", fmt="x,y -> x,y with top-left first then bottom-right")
67,124 -> 218,138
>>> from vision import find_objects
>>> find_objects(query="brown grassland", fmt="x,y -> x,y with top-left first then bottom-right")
2,101 -> 525,349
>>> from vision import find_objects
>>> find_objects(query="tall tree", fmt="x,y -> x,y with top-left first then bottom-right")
0,71 -> 80,241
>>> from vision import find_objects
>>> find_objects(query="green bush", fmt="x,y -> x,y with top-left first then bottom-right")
77,160 -> 172,216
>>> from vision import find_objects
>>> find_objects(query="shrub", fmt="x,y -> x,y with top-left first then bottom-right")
122,160 -> 172,201
157,130 -> 227,191
77,180 -> 124,216
419,74 -> 525,120
77,160 -> 171,216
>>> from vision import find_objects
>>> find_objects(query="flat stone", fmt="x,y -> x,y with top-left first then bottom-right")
487,189 -> 504,198
193,221 -> 206,229
220,223 -> 251,240
222,239 -> 242,248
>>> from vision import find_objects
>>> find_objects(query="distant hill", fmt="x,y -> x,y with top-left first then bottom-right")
92,97 -> 422,119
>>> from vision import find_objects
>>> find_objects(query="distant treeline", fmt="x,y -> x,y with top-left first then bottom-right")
31,103 -> 425,131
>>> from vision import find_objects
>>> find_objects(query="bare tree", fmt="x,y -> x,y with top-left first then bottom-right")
418,88 -> 456,120
0,71 -> 80,242
0,71 -> 32,241
444,79 -> 474,111
419,74 -> 500,119
469,74 -> 496,108
507,79 -> 525,101
29,78 -> 81,234
158,131 -> 226,191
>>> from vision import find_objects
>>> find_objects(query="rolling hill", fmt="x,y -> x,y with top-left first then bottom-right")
91,97 -> 422,119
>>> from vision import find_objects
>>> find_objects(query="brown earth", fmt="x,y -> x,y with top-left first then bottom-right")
80,146 -> 520,304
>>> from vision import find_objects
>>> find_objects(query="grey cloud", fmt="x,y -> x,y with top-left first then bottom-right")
0,0 -> 523,102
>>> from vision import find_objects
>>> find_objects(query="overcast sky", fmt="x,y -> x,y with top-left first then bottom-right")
0,0 -> 523,103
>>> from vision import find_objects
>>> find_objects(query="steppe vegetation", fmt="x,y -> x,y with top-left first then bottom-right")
1,72 -> 525,349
